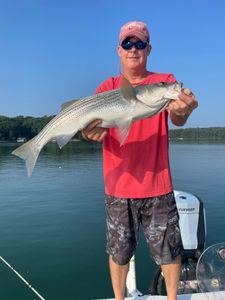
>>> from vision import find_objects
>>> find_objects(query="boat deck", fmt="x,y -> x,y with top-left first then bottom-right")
95,290 -> 225,300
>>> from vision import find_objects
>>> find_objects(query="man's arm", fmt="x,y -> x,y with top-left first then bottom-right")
167,89 -> 198,126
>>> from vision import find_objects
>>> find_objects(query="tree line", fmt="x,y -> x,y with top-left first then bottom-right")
0,115 -> 53,141
169,127 -> 225,141
0,115 -> 225,141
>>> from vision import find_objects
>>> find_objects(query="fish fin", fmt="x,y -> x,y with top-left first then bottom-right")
55,133 -> 76,149
133,84 -> 160,107
115,117 -> 133,145
120,77 -> 137,103
61,99 -> 78,111
12,139 -> 40,177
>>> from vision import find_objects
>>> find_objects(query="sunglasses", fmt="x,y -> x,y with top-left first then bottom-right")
121,40 -> 148,50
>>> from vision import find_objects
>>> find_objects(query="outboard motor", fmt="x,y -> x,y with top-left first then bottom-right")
175,190 -> 206,259
150,190 -> 206,295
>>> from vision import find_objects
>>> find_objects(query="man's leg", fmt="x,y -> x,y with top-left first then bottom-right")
141,193 -> 182,300
160,255 -> 181,300
109,255 -> 129,300
105,196 -> 140,300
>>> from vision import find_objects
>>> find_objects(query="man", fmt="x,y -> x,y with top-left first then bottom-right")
82,21 -> 198,300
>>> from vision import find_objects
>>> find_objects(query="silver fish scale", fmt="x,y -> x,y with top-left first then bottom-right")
35,89 -> 129,145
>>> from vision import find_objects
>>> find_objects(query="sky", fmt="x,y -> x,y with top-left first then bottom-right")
0,0 -> 225,128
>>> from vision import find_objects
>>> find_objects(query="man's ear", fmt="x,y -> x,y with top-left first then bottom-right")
117,46 -> 122,57
147,44 -> 152,56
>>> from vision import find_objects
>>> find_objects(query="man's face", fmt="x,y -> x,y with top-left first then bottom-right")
117,36 -> 151,71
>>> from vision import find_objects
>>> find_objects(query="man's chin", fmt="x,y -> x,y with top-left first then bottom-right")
127,61 -> 140,67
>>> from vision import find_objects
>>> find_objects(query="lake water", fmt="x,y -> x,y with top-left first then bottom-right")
0,142 -> 225,300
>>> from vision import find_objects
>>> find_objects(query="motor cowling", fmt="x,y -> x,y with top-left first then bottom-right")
174,190 -> 206,260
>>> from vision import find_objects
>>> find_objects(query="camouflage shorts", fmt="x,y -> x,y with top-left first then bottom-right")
105,192 -> 182,265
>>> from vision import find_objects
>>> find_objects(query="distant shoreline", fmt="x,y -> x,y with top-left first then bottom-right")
1,137 -> 225,144
0,115 -> 225,142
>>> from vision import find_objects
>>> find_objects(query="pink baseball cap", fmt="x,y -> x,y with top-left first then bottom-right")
119,21 -> 150,44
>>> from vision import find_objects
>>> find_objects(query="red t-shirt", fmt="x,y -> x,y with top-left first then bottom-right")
96,72 -> 176,198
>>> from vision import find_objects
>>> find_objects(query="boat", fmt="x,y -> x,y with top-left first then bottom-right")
16,137 -> 27,143
94,191 -> 225,300
95,291 -> 225,299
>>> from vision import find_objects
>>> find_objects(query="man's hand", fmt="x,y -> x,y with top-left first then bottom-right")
167,88 -> 198,126
81,119 -> 108,142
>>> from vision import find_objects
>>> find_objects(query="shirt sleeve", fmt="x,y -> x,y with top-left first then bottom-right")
95,77 -> 115,94
166,73 -> 177,83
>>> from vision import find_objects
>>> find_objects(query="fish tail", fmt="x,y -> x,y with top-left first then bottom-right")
12,139 -> 40,177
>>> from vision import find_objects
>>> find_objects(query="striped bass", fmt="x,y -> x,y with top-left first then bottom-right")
12,79 -> 182,176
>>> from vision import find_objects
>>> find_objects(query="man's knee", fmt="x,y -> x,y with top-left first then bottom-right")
108,249 -> 134,266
